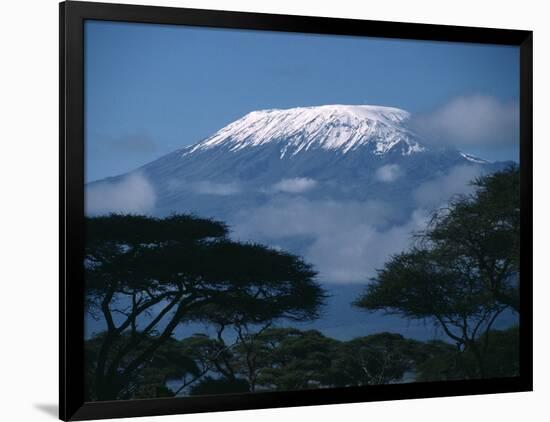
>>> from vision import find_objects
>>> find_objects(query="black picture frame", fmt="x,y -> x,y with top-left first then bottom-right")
60,1 -> 533,420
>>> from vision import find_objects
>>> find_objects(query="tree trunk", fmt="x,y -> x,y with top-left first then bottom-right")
466,341 -> 486,378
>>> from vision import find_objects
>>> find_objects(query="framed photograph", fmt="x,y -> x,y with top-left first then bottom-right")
60,1 -> 533,420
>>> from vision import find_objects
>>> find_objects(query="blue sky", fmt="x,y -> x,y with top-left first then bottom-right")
85,20 -> 519,182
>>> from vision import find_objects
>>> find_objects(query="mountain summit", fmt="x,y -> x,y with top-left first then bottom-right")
90,104 -> 510,219
185,104 -> 424,158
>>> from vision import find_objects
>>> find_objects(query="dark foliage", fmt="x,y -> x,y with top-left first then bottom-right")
416,326 -> 519,381
354,167 -> 520,378
85,333 -> 198,400
85,213 -> 325,401
84,167 -> 520,400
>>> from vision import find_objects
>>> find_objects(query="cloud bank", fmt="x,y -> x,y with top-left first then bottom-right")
411,95 -> 519,147
375,164 -> 401,182
231,197 -> 428,283
85,173 -> 156,215
231,165 -> 483,284
413,165 -> 482,209
272,177 -> 317,193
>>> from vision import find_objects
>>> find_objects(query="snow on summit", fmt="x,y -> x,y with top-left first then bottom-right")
185,104 -> 425,158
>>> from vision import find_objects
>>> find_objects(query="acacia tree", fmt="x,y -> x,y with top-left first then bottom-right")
173,334 -> 246,396
85,214 -> 325,400
354,167 -> 519,378
178,300 -> 331,394
183,328 -> 427,393
181,310 -> 312,393
427,167 -> 520,311
247,328 -> 340,391
415,327 -> 519,381
180,328 -> 340,394
332,333 -> 422,386
85,333 -> 199,399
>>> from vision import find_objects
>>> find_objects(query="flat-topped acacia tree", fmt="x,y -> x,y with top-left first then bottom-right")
354,167 -> 519,378
85,214 -> 325,401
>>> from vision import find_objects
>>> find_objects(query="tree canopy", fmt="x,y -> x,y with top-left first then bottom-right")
84,167 -> 521,400
85,213 -> 326,400
354,167 -> 520,377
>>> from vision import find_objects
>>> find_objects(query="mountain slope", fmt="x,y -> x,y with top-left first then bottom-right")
90,104 -> 511,221
86,104 -> 515,339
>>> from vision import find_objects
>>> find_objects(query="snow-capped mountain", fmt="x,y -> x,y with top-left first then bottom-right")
185,105 -> 424,158
90,104 -> 512,220
87,104 -> 516,338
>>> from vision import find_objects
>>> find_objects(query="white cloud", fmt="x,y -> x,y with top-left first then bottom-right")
375,164 -> 401,182
411,95 -> 519,146
191,181 -> 241,196
231,197 -> 424,283
413,165 -> 482,209
272,177 -> 317,193
85,173 -> 156,215
231,165 -> 484,284
306,208 -> 429,282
